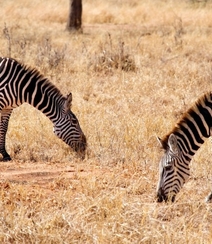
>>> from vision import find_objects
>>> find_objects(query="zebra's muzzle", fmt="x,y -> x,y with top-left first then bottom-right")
157,188 -> 176,203
72,134 -> 87,159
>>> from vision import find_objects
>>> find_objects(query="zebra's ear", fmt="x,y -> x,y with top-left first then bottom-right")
157,136 -> 168,150
64,93 -> 72,112
168,133 -> 178,154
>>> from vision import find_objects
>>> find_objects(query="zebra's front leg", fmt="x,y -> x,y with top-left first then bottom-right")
0,109 -> 13,161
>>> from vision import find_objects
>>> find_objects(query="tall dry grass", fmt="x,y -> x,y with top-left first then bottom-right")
0,0 -> 212,243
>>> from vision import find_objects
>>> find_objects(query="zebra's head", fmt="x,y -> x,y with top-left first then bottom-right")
156,133 -> 190,202
53,93 -> 87,159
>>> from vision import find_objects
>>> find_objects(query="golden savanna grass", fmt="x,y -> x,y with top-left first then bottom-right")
1,0 -> 212,243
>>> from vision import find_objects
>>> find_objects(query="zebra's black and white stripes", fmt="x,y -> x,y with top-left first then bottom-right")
0,57 -> 86,161
157,92 -> 212,202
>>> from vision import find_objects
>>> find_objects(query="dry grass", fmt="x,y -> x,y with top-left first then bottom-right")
0,0 -> 212,243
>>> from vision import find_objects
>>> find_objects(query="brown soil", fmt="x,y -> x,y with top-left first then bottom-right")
0,161 -> 108,187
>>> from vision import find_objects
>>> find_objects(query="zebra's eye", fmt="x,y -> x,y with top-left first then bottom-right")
164,165 -> 172,171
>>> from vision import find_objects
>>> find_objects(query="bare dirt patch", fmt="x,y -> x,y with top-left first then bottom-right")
0,161 -> 110,187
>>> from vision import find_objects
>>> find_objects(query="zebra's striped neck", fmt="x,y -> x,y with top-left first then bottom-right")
30,76 -> 65,124
161,92 -> 212,159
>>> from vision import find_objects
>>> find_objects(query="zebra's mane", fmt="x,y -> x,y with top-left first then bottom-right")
160,92 -> 212,149
13,58 -> 64,99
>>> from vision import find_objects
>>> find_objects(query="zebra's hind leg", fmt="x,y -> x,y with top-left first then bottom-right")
0,109 -> 13,161
206,192 -> 212,203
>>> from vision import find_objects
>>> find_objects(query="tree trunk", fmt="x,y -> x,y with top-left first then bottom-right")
67,0 -> 82,32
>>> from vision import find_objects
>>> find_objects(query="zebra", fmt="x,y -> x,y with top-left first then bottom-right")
0,57 -> 86,161
157,91 -> 212,202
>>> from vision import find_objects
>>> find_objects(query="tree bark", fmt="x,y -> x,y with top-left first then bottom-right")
67,0 -> 82,32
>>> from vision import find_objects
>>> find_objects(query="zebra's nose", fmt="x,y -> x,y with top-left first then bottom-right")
74,134 -> 87,159
157,188 -> 165,202
157,188 -> 176,203
81,133 -> 87,144
80,134 -> 87,150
